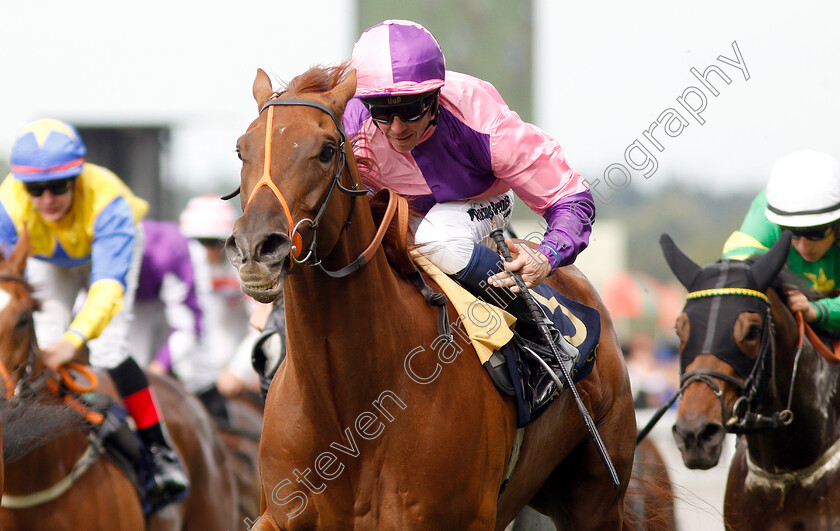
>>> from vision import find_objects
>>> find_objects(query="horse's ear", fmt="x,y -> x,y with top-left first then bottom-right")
660,233 -> 701,289
253,68 -> 274,112
326,69 -> 357,116
750,231 -> 792,291
9,228 -> 29,276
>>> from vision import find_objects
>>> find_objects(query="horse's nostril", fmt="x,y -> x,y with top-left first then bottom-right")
225,235 -> 244,266
700,423 -> 724,444
259,233 -> 289,258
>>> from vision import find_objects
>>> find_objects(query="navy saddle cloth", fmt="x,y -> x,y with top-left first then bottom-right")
498,283 -> 600,427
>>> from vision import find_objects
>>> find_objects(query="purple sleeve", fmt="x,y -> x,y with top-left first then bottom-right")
154,343 -> 172,371
535,190 -> 596,272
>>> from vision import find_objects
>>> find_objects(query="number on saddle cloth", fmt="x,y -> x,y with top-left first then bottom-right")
498,283 -> 600,428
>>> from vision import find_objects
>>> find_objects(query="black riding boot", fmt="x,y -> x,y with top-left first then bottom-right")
108,358 -> 189,511
454,243 -> 576,406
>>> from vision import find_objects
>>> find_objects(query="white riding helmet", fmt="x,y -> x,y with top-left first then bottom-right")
765,150 -> 840,228
179,194 -> 238,240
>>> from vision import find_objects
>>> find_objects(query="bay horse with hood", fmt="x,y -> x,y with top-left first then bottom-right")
663,231 -> 840,529
225,63 -> 640,530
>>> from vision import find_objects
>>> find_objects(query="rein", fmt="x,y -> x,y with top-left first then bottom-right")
637,286 -> 799,443
227,89 -> 451,335
0,273 -> 102,422
0,272 -> 106,509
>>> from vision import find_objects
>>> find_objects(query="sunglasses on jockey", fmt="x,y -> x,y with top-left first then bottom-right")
361,90 -> 439,125
24,177 -> 76,198
780,223 -> 836,241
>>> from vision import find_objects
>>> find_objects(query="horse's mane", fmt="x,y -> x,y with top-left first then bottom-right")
284,63 -> 419,279
285,62 -> 352,97
0,396 -> 87,464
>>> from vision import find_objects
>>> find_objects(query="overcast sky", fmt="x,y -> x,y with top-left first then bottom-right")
536,0 -> 840,197
1,1 -> 838,198
0,0 -> 356,192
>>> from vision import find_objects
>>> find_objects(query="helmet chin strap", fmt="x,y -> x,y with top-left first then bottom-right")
426,93 -> 441,128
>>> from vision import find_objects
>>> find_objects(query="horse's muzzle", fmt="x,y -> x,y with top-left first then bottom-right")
225,230 -> 291,303
672,418 -> 726,469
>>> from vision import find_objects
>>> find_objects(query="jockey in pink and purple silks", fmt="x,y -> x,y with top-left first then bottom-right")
343,20 -> 595,302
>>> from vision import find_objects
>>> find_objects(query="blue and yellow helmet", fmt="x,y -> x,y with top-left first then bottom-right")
10,118 -> 86,182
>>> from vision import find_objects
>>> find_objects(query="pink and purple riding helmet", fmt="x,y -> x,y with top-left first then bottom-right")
351,20 -> 446,99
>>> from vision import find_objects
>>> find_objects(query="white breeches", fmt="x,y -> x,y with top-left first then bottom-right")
413,190 -> 515,274
28,226 -> 144,369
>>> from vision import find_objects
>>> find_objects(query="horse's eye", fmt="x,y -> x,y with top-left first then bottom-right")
15,311 -> 30,331
235,146 -> 243,161
746,324 -> 762,341
318,145 -> 335,163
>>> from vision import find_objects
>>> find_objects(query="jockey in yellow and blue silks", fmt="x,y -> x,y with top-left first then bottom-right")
723,150 -> 840,330
0,118 -> 188,511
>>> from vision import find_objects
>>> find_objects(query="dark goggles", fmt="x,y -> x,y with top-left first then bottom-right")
363,91 -> 438,125
781,224 -> 835,241
24,177 -> 76,197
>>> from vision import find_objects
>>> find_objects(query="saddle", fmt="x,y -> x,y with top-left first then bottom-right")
411,252 -> 600,427
492,283 -> 600,427
51,375 -> 169,515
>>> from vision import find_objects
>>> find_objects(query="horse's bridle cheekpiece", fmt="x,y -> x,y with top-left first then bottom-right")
255,94 -> 368,270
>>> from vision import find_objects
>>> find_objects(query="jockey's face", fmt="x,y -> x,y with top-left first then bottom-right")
791,229 -> 836,262
377,112 -> 434,152
26,179 -> 75,222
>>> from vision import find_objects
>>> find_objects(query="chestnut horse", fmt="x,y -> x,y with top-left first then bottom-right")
226,64 -> 638,530
663,232 -> 840,529
0,234 -> 238,530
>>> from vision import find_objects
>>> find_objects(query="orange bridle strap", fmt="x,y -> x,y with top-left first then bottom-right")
0,360 -> 13,399
247,102 -> 303,259
245,93 -> 401,278
45,363 -> 104,425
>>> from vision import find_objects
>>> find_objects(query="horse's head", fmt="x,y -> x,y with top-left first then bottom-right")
660,232 -> 792,469
0,231 -> 41,396
226,65 -> 363,303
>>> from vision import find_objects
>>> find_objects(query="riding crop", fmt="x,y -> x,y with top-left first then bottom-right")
490,230 -> 620,489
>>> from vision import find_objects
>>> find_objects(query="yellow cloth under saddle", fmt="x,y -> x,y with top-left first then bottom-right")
411,251 -> 516,363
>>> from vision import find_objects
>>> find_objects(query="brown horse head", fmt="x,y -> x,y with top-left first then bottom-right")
0,231 -> 41,392
226,65 -> 360,302
660,232 -> 792,469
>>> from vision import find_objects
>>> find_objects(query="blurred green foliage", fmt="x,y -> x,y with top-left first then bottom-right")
596,183 -> 755,282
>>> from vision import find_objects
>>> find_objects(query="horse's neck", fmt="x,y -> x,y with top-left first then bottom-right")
748,300 -> 840,470
4,429 -> 88,493
283,202 -> 426,415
